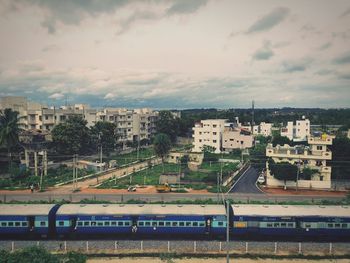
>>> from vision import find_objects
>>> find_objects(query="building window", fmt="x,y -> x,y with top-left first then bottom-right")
213,140 -> 217,143
199,139 -> 202,142
213,132 -> 217,135
316,146 -> 322,150
213,125 -> 217,128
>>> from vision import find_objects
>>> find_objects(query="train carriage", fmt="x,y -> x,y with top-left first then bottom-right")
0,204 -> 59,238
55,204 -> 227,238
231,205 -> 350,240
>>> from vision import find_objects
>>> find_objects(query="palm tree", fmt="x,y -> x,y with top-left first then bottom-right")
0,108 -> 20,174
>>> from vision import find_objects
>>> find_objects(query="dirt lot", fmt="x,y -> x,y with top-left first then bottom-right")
261,187 -> 347,197
88,257 -> 349,263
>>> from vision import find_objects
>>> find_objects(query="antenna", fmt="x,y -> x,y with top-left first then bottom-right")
251,100 -> 255,133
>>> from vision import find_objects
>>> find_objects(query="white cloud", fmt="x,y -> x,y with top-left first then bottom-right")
48,93 -> 64,99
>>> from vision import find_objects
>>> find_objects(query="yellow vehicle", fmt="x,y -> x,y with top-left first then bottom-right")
156,183 -> 171,193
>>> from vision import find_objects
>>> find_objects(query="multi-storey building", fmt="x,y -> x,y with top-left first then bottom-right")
0,96 -> 158,144
192,119 -> 227,153
280,117 -> 310,141
265,134 -> 334,189
222,125 -> 254,151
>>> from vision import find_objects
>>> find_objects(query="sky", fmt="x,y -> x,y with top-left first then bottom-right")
0,0 -> 349,109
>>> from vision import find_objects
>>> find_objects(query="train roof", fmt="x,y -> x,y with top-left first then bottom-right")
56,204 -> 226,216
231,205 -> 350,218
0,204 -> 57,216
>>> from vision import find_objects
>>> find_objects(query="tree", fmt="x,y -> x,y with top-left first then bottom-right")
156,111 -> 180,143
153,133 -> 171,172
0,109 -> 21,174
329,137 -> 350,180
268,159 -> 297,190
8,246 -> 59,263
51,116 -> 92,155
272,135 -> 291,147
90,121 -> 117,156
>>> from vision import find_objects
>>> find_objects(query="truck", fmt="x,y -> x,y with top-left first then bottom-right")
156,183 -> 171,193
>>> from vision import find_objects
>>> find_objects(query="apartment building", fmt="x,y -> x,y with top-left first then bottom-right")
222,125 -> 254,151
192,119 -> 227,153
265,134 -> 334,189
240,120 -> 272,137
280,117 -> 310,141
0,96 -> 158,144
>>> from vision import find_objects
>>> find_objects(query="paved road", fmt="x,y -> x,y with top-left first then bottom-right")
0,192 -> 345,203
229,166 -> 263,194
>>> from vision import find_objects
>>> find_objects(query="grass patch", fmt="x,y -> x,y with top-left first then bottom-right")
106,148 -> 155,166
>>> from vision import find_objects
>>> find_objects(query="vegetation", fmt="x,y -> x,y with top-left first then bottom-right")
90,121 -> 118,156
153,133 -> 171,172
330,137 -> 350,180
156,111 -> 180,143
271,134 -> 291,146
268,159 -> 298,189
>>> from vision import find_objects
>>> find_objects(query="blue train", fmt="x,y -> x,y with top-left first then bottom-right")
0,204 -> 349,240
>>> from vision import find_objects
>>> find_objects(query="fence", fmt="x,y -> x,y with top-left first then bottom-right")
1,240 -> 349,256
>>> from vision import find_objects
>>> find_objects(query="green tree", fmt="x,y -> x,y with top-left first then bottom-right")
90,121 -> 117,156
268,159 -> 297,190
51,116 -> 92,155
330,137 -> 350,180
153,133 -> 171,172
8,246 -> 59,263
156,111 -> 180,143
272,135 -> 291,147
301,167 -> 318,180
0,109 -> 21,174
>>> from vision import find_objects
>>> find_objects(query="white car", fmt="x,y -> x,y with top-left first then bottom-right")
257,176 -> 265,184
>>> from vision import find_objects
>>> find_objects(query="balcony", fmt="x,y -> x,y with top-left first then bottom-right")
266,145 -> 332,160
308,136 -> 333,145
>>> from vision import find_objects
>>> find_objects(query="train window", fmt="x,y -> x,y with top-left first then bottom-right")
111,222 -> 117,226
97,222 -> 103,226
91,222 -> 96,226
305,224 -> 311,228
158,222 -> 164,226
84,222 -> 90,226
125,222 -> 130,226
193,222 -> 198,227
77,222 -> 83,226
328,224 -> 333,228
118,221 -> 123,226
186,222 -> 191,227
179,222 -> 185,227
287,223 -> 294,228
1,222 -> 6,227
105,222 -> 110,226
145,222 -> 151,226
274,223 -> 279,227
218,222 -> 223,226
334,223 -> 340,228
59,221 -> 65,226
152,222 -> 157,226
172,222 -> 178,227
15,222 -> 20,226
165,222 -> 171,227
8,222 -> 14,227
138,222 -> 144,226
342,224 -> 347,228
40,221 -> 46,226
280,223 -> 286,227
22,222 -> 28,227
199,222 -> 205,227
267,223 -> 272,227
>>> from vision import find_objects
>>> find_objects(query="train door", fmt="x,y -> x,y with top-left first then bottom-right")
205,217 -> 211,235
131,217 -> 138,234
71,218 -> 77,231
28,216 -> 35,232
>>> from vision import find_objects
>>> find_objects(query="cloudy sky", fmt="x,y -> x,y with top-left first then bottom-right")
0,0 -> 349,109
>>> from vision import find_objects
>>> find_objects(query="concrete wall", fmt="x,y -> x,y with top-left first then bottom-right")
266,175 -> 331,189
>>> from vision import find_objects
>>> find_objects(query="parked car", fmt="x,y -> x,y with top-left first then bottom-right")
127,186 -> 136,192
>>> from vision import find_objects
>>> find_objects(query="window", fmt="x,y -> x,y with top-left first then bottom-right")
305,224 -> 311,228
342,223 -> 347,228
179,222 -> 185,227
281,223 -> 286,227
138,222 -> 144,226
213,125 -> 217,128
97,222 -> 103,226
40,221 -> 46,226
152,222 -> 157,227
77,222 -> 83,226
22,222 -> 28,227
15,222 -> 20,227
193,222 -> 198,227
111,221 -> 117,226
105,222 -> 110,226
91,222 -> 96,226
165,222 -> 171,227
83,221 -> 89,226
1,222 -> 6,227
213,140 -> 217,143
328,224 -> 333,228
125,222 -> 130,226
274,223 -> 279,227
8,222 -> 14,227
145,222 -> 151,226
199,222 -> 205,227
186,222 -> 191,227
267,223 -> 273,227
199,139 -> 202,142
218,222 -> 224,226
118,221 -> 123,226
287,223 -> 294,228
158,222 -> 164,226
335,224 -> 340,228
213,132 -> 217,135
172,222 -> 178,227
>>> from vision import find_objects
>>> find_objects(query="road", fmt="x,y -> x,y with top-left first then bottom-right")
0,192 -> 345,203
229,166 -> 263,194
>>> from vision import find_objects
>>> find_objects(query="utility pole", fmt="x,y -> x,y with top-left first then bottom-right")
72,154 -> 76,191
217,172 -> 220,202
226,200 -> 230,263
178,158 -> 181,189
99,132 -> 103,173
137,136 -> 140,161
296,160 -> 300,192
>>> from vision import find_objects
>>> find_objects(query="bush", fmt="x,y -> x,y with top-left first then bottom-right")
9,246 -> 59,263
62,251 -> 87,263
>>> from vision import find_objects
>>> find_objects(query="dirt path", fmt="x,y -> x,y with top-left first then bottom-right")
262,187 -> 347,197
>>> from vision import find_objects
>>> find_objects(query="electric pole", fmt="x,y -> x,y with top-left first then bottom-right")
226,200 -> 230,263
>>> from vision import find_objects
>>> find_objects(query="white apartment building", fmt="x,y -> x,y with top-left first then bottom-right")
192,119 -> 227,153
0,96 -> 158,144
280,117 -> 310,141
222,126 -> 254,151
266,134 -> 334,189
239,121 -> 272,137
